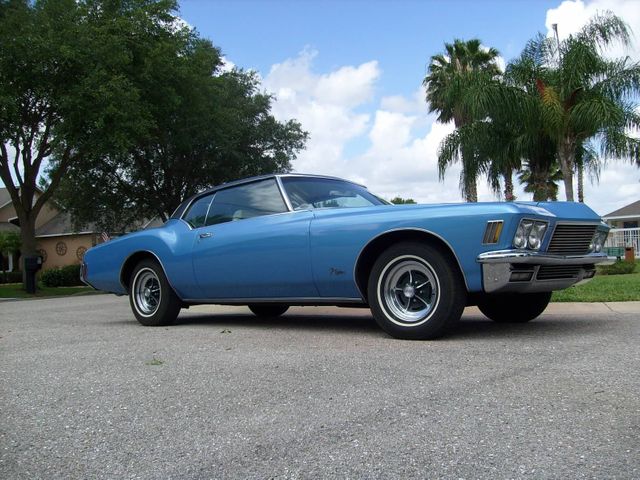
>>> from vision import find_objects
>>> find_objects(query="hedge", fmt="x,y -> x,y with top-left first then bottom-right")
597,260 -> 637,276
41,264 -> 83,287
0,271 -> 23,284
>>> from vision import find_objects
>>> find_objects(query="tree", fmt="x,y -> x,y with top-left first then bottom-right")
389,197 -> 417,205
54,64 -> 308,230
521,13 -> 640,201
0,0 -> 189,279
423,39 -> 502,202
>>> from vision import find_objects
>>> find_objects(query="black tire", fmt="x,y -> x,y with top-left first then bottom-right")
129,259 -> 181,326
367,242 -> 466,340
477,292 -> 552,323
248,304 -> 289,318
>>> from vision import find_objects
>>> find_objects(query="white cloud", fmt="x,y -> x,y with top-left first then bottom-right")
380,87 -> 429,115
263,49 -> 379,175
545,0 -> 640,61
261,37 -> 639,211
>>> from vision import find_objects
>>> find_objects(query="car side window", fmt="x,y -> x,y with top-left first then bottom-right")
205,179 -> 288,226
183,194 -> 214,228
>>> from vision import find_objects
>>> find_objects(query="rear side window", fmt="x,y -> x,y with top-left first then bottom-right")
206,179 -> 288,226
183,194 -> 213,228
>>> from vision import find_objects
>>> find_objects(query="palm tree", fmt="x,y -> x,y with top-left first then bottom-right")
423,39 -> 501,202
521,12 -> 640,201
518,161 -> 563,201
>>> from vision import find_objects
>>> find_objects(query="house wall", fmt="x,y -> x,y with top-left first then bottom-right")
36,234 -> 98,270
0,193 -> 59,228
606,218 -> 640,228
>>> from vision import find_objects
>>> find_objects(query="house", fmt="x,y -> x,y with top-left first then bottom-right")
0,187 -> 102,272
603,199 -> 640,258
602,199 -> 640,229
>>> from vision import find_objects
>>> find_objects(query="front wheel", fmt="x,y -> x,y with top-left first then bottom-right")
248,304 -> 289,318
129,259 -> 181,326
367,242 -> 466,340
477,292 -> 552,323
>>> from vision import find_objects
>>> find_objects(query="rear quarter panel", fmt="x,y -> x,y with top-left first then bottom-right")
83,220 -> 196,298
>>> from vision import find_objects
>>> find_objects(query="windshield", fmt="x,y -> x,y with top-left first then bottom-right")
281,177 -> 386,210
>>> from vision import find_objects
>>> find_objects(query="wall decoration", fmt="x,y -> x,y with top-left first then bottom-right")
76,246 -> 87,261
55,241 -> 67,256
38,249 -> 47,263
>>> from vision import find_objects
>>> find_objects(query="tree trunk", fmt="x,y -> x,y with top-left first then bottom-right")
503,169 -> 515,202
465,178 -> 478,203
577,163 -> 584,203
558,137 -> 576,202
18,214 -> 38,286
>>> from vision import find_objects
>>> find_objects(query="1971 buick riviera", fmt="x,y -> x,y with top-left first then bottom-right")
81,174 -> 609,339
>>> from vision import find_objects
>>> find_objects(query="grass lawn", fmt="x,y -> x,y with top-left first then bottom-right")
552,264 -> 640,302
0,283 -> 94,299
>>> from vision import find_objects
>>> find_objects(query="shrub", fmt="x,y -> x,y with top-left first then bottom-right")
41,264 -> 83,287
597,260 -> 636,276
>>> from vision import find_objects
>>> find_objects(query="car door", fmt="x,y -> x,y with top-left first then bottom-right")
189,179 -> 318,299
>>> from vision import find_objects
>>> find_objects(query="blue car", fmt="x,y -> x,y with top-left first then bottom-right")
82,174 -> 609,339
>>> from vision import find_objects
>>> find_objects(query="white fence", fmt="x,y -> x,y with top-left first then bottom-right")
604,227 -> 640,258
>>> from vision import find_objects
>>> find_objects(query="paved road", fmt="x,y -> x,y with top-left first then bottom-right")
1,295 -> 639,479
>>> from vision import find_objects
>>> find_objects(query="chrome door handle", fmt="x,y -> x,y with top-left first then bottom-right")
199,232 -> 213,239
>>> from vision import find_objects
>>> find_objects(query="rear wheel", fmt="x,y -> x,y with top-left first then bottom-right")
367,242 -> 466,340
248,304 -> 289,318
129,259 -> 181,326
477,292 -> 552,323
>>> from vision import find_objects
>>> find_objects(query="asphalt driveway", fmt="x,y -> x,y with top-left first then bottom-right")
1,295 -> 639,479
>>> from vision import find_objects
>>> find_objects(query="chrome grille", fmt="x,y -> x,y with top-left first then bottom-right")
537,265 -> 582,280
547,224 -> 597,255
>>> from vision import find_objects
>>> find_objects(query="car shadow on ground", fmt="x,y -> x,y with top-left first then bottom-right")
174,312 -> 383,336
161,310 -> 613,341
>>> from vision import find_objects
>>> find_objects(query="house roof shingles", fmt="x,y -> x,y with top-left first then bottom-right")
603,200 -> 640,219
35,212 -> 96,237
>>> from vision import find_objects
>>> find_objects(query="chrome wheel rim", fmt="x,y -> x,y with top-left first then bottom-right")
133,268 -> 161,316
380,257 -> 439,325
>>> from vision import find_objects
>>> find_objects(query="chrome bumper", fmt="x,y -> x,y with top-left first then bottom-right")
477,250 -> 608,293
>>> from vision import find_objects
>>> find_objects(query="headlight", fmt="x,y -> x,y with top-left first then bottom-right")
528,222 -> 548,250
514,220 -> 531,249
591,231 -> 608,253
513,219 -> 548,250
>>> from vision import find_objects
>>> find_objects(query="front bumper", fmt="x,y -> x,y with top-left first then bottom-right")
477,250 -> 608,293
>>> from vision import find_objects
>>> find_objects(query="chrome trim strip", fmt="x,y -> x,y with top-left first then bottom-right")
119,250 -> 181,299
182,297 -> 365,305
353,227 -> 470,295
275,175 -> 294,211
477,250 -> 608,265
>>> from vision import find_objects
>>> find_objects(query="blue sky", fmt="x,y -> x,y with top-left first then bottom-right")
178,0 -> 640,215
181,0 -> 559,98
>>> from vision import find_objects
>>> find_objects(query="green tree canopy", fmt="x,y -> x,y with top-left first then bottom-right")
389,197 -> 417,204
507,12 -> 640,201
0,0 -> 186,256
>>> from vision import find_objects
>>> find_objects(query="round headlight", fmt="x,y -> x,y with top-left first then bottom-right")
527,222 -> 547,250
514,225 -> 526,248
528,231 -> 541,250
